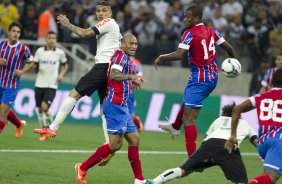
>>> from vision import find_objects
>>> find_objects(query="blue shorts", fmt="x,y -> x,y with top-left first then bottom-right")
258,138 -> 282,175
103,100 -> 136,135
0,87 -> 18,106
184,79 -> 217,108
127,92 -> 135,115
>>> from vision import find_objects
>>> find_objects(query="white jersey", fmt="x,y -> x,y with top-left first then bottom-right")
204,116 -> 257,146
34,47 -> 67,89
92,18 -> 121,64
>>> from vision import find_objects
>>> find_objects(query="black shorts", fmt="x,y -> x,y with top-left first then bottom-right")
180,138 -> 248,184
75,63 -> 108,104
35,87 -> 56,107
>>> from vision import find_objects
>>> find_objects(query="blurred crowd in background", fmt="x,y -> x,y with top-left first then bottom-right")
1,0 -> 282,93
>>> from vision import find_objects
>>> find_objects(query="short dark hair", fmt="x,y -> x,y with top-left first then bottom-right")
221,102 -> 236,117
186,5 -> 203,20
96,0 -> 111,8
8,22 -> 22,32
47,31 -> 56,36
272,69 -> 282,88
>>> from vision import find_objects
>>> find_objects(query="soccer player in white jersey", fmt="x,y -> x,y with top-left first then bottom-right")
34,31 -> 68,141
146,103 -> 257,184
34,0 -> 120,166
34,1 -> 120,138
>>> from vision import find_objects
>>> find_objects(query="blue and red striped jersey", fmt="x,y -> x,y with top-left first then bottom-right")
105,49 -> 133,107
261,67 -> 277,90
0,40 -> 33,88
179,23 -> 225,82
250,88 -> 282,145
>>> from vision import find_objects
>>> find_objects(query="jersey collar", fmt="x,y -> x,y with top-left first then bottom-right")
195,23 -> 204,26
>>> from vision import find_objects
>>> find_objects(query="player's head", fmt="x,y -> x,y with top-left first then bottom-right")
275,53 -> 282,69
184,5 -> 202,28
96,1 -> 112,21
46,31 -> 57,48
272,68 -> 282,88
8,22 -> 22,43
221,102 -> 236,117
121,34 -> 138,56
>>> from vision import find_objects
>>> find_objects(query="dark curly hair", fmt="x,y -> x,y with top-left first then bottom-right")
221,102 -> 236,117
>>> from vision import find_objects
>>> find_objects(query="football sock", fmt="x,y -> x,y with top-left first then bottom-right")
184,124 -> 198,157
172,103 -> 184,130
7,110 -> 21,128
45,111 -> 53,126
101,114 -> 109,143
128,146 -> 144,180
248,174 -> 271,184
50,96 -> 77,131
0,120 -> 6,133
153,168 -> 182,184
37,112 -> 46,127
80,144 -> 112,171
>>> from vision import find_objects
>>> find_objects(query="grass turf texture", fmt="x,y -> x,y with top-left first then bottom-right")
0,121 -> 271,184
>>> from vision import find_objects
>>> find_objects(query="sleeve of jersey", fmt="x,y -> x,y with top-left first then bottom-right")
249,96 -> 256,107
178,31 -> 192,50
92,18 -> 113,35
111,54 -> 126,72
33,49 -> 40,63
60,51 -> 67,64
213,29 -> 225,45
261,70 -> 270,87
24,46 -> 34,62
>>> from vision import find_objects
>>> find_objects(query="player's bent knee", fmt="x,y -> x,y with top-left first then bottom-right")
69,89 -> 82,100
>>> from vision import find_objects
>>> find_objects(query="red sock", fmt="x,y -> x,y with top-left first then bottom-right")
0,120 -> 6,133
80,144 -> 112,171
184,124 -> 198,157
128,146 -> 144,180
8,110 -> 21,128
172,103 -> 184,130
248,174 -> 271,184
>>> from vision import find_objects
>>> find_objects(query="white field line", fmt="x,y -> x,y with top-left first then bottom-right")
0,149 -> 258,156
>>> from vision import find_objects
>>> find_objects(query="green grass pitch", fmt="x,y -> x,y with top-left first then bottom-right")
0,121 -> 276,184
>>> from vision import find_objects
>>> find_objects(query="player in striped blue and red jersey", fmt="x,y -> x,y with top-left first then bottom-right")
260,54 -> 282,93
74,34 -> 146,184
225,69 -> 282,184
154,5 -> 236,157
0,22 -> 34,137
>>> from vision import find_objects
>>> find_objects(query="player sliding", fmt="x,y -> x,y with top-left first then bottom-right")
154,5 -> 236,157
146,103 -> 257,184
225,69 -> 282,184
75,34 -> 146,184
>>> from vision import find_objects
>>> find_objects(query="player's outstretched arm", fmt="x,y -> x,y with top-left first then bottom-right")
225,100 -> 254,153
57,14 -> 95,38
219,41 -> 236,59
154,48 -> 186,70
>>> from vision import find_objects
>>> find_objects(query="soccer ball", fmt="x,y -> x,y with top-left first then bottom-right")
221,58 -> 242,78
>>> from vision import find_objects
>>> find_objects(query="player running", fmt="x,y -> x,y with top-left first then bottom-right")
0,22 -> 34,137
225,69 -> 282,184
34,31 -> 68,141
154,5 -> 236,157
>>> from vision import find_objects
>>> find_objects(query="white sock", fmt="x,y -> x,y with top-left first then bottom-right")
45,111 -> 53,126
49,97 -> 77,131
153,168 -> 182,184
37,112 -> 46,127
101,114 -> 109,143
